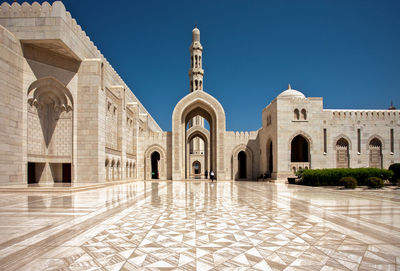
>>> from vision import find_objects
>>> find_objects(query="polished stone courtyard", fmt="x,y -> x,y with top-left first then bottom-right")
0,181 -> 399,271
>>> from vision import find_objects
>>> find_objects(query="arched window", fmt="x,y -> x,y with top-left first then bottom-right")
294,109 -> 300,120
336,138 -> 349,168
301,109 -> 307,120
195,80 -> 198,90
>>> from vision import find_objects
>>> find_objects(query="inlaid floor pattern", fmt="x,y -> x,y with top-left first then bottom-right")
0,181 -> 399,270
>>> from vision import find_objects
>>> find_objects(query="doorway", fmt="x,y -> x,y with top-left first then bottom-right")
238,151 -> 247,179
62,163 -> 71,182
151,151 -> 160,179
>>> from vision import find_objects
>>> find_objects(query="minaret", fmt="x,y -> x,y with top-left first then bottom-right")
189,26 -> 204,92
188,26 -> 205,156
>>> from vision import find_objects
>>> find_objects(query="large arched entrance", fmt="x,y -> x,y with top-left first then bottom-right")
369,137 -> 382,168
172,91 -> 226,180
238,151 -> 247,179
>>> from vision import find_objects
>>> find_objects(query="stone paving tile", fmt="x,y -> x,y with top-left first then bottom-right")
0,181 -> 399,270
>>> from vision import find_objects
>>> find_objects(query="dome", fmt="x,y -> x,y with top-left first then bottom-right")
278,84 -> 305,98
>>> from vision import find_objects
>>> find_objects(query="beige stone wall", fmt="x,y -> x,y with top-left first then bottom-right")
259,100 -> 278,178
0,25 -> 24,184
224,131 -> 260,180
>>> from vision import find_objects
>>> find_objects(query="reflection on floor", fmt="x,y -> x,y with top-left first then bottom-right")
0,181 -> 399,270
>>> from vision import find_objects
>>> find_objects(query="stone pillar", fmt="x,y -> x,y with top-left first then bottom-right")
76,59 -> 105,183
0,26 -> 24,184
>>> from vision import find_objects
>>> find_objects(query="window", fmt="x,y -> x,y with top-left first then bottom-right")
301,109 -> 307,120
323,128 -> 327,154
294,109 -> 299,120
357,129 -> 361,154
391,128 -> 394,153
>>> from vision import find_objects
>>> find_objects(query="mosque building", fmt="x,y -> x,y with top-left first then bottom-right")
0,1 -> 398,184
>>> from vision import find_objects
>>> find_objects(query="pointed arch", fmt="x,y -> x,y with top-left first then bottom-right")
172,91 -> 226,180
231,144 -> 253,180
144,144 -> 167,180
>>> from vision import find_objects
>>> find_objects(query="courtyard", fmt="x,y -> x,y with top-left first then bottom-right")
0,181 -> 398,270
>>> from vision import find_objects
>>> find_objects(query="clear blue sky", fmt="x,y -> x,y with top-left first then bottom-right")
13,0 -> 400,131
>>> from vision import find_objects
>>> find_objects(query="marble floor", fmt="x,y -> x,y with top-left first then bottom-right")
0,181 -> 399,271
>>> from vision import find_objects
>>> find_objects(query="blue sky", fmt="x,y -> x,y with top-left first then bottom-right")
12,0 -> 400,131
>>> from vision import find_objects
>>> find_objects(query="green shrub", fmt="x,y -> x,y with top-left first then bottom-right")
295,168 -> 305,178
339,177 -> 357,189
301,168 -> 393,186
388,163 -> 400,185
366,177 -> 384,188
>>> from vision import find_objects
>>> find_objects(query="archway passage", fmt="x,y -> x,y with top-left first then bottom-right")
336,138 -> 349,168
151,151 -> 160,179
172,91 -> 226,180
369,138 -> 382,168
192,161 -> 201,174
291,135 -> 309,162
238,151 -> 247,179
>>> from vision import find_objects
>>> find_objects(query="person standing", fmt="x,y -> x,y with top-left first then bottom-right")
210,170 -> 215,182
205,170 -> 208,179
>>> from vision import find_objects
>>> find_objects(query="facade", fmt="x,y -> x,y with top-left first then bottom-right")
0,1 -> 399,184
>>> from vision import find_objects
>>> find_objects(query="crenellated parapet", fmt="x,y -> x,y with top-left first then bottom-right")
327,109 -> 400,121
147,131 -> 167,141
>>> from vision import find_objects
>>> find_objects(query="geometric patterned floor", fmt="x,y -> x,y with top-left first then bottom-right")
0,181 -> 399,270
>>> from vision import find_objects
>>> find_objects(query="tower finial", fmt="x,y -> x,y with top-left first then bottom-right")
288,83 -> 291,89
195,23 -> 197,28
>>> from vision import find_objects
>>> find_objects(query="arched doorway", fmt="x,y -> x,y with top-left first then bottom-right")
151,152 -> 160,179
186,126 -> 210,179
192,161 -> 201,175
291,135 -> 309,162
144,145 -> 166,180
238,151 -> 247,179
172,91 -> 226,180
336,138 -> 349,168
231,145 -> 253,180
369,138 -> 382,168
290,134 -> 310,172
